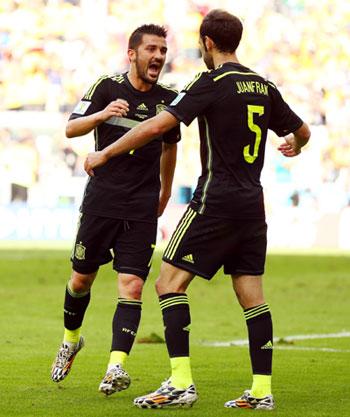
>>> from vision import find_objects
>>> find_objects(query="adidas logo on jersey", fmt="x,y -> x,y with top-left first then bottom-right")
182,254 -> 194,264
261,340 -> 273,350
136,103 -> 148,111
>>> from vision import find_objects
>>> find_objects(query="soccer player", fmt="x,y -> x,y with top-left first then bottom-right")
51,24 -> 181,396
84,9 -> 311,409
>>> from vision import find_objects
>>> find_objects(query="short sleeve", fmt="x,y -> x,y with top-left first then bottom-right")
69,76 -> 110,120
268,82 -> 303,136
166,72 -> 216,126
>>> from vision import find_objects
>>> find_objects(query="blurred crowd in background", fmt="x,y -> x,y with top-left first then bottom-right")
0,0 -> 349,246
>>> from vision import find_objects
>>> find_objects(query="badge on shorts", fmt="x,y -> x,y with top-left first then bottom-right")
75,242 -> 86,260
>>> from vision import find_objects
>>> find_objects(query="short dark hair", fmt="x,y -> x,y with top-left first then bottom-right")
128,24 -> 167,50
199,9 -> 243,53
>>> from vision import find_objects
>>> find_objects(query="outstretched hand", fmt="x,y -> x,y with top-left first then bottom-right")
84,151 -> 108,176
278,135 -> 301,157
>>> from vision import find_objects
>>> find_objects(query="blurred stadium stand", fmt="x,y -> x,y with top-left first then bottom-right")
0,0 -> 349,249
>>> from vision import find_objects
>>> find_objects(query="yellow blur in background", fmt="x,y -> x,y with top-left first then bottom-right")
0,0 -> 349,249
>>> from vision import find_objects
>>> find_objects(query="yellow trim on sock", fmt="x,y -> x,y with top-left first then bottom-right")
109,351 -> 128,367
63,327 -> 81,344
250,374 -> 272,398
170,357 -> 193,389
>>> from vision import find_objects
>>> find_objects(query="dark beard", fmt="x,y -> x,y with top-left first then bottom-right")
139,73 -> 157,85
135,57 -> 158,85
204,54 -> 215,70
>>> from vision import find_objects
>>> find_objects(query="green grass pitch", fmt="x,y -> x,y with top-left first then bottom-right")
0,249 -> 349,416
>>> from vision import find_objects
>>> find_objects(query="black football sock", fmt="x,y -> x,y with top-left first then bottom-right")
63,284 -> 91,331
159,293 -> 193,388
159,293 -> 191,357
111,298 -> 142,354
244,303 -> 273,375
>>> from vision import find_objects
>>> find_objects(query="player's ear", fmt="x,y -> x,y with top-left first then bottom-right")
200,36 -> 208,52
127,48 -> 136,63
204,36 -> 214,51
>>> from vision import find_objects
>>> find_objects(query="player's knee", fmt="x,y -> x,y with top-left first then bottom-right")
155,275 -> 184,295
127,281 -> 143,300
69,276 -> 92,293
155,274 -> 174,295
119,275 -> 144,299
155,276 -> 165,295
232,275 -> 265,309
70,270 -> 96,293
236,291 -> 265,310
155,274 -> 175,295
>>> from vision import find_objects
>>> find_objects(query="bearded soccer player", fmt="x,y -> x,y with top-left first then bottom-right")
84,10 -> 311,409
51,24 -> 180,396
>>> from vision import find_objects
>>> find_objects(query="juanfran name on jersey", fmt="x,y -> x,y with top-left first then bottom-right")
73,100 -> 91,115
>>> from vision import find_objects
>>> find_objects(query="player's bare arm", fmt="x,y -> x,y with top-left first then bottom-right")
158,142 -> 177,217
278,122 -> 311,157
66,99 -> 129,138
84,111 -> 179,176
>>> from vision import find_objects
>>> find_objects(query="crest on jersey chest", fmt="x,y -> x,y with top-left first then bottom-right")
156,103 -> 167,114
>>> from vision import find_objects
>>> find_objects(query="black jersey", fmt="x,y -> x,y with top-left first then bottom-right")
166,62 -> 303,220
69,73 -> 181,223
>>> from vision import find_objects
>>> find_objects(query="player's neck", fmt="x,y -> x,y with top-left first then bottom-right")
127,69 -> 153,92
213,52 -> 239,69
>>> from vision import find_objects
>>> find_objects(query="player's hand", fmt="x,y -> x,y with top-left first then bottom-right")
98,99 -> 129,122
84,151 -> 108,176
158,192 -> 171,217
278,135 -> 301,157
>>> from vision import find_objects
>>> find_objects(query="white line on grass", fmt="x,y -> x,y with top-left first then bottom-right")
204,331 -> 350,353
269,346 -> 350,353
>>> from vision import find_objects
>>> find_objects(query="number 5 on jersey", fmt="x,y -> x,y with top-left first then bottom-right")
244,105 -> 264,164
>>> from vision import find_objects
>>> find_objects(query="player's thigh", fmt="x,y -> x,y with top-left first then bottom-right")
71,213 -> 120,274
223,219 -> 267,276
162,207 -> 234,280
112,221 -> 157,280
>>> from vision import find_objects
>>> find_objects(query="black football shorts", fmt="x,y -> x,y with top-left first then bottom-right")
162,206 -> 267,280
71,213 -> 157,279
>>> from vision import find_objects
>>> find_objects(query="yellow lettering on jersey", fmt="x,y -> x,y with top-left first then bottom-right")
236,81 -> 243,93
236,81 -> 268,96
255,81 -> 268,95
236,81 -> 254,93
